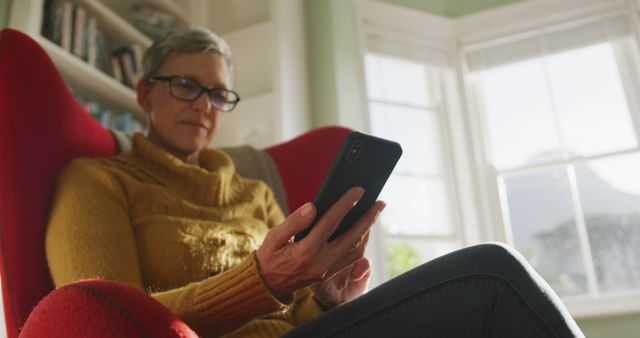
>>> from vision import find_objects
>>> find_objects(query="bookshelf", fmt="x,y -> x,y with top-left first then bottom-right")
8,0 -> 311,146
8,0 -> 188,127
36,36 -> 141,116
202,0 -> 311,148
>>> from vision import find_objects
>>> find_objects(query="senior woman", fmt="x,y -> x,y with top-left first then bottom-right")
46,27 -> 585,338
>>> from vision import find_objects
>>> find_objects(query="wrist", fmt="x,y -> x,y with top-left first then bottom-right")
254,251 -> 292,303
312,294 -> 333,311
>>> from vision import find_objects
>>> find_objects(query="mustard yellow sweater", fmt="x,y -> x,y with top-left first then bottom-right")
46,133 -> 324,337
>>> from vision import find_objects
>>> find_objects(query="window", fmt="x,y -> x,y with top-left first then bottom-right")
464,14 -> 640,303
363,51 -> 463,282
355,0 -> 478,288
357,0 -> 640,316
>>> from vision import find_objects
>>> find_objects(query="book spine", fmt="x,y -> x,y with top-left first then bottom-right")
131,44 -> 145,83
60,1 -> 74,51
51,0 -> 64,45
100,109 -> 113,128
41,0 -> 54,40
72,6 -> 87,59
87,17 -> 98,66
119,49 -> 137,88
114,112 -> 134,132
111,55 -> 124,83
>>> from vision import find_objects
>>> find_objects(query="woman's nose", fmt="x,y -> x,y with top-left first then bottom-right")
192,92 -> 214,113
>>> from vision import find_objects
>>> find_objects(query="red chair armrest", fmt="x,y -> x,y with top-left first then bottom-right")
19,280 -> 198,338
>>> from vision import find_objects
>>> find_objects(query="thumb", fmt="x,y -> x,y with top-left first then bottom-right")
350,258 -> 371,281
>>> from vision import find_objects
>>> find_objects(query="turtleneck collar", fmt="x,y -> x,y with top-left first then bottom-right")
125,133 -> 241,206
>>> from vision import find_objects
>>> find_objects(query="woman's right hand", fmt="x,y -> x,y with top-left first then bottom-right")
256,186 -> 385,301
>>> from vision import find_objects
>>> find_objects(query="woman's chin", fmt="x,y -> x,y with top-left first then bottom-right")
177,138 -> 208,154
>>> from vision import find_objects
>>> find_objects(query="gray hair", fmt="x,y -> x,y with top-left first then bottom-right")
140,27 -> 234,86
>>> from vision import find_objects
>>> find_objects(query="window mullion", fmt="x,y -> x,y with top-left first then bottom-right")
432,68 -> 465,241
496,175 -> 516,246
371,223 -> 391,284
566,164 -> 600,297
610,39 -> 640,147
540,35 -> 569,161
498,147 -> 640,176
368,98 -> 438,111
464,75 -> 507,242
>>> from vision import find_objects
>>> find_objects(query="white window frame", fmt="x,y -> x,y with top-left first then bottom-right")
353,0 -> 483,287
456,0 -> 640,318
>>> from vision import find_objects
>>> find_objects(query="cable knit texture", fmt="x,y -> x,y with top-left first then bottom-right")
46,133 -> 324,337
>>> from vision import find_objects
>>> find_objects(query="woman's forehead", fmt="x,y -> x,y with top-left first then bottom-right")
159,52 -> 230,86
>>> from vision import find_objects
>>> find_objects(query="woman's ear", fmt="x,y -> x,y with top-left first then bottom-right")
136,80 -> 152,112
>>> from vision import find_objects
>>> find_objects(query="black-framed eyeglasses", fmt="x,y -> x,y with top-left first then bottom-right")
148,75 -> 241,112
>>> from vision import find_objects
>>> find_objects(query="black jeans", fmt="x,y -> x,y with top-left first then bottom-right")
283,243 -> 584,338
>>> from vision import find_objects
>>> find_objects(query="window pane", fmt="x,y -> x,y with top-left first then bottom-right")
502,168 -> 588,296
575,154 -> 640,293
385,238 -> 460,278
369,102 -> 444,176
478,59 -> 562,170
548,44 -> 637,156
379,175 -> 453,236
365,54 -> 431,107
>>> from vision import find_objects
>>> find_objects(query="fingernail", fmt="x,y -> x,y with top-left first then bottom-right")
300,202 -> 314,217
353,186 -> 365,200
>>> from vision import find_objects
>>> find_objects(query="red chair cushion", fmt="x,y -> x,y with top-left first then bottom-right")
19,279 -> 197,338
0,28 -> 117,337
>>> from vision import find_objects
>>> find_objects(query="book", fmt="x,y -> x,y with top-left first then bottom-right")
75,95 -> 141,132
99,109 -> 113,128
113,46 -> 141,88
51,0 -> 65,45
72,6 -> 87,59
41,0 -> 55,40
114,112 -> 134,132
60,1 -> 74,52
86,16 -> 98,66
111,54 -> 124,83
131,44 -> 145,83
96,29 -> 110,74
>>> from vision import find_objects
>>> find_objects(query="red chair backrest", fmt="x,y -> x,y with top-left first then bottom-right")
0,27 -> 351,338
0,29 -> 118,337
266,126 -> 352,212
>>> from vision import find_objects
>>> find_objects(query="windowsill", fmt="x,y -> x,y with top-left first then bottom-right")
564,292 -> 640,319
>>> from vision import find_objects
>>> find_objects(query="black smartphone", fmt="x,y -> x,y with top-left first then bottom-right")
294,131 -> 402,242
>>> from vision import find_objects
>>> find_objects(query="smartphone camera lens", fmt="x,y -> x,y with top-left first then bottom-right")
347,140 -> 363,162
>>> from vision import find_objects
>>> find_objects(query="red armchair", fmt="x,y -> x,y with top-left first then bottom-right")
0,28 -> 350,337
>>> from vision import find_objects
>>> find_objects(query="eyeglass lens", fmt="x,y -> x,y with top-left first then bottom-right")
169,77 -> 238,112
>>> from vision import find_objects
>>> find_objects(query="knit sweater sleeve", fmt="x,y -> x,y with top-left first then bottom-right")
46,159 -> 288,336
292,288 -> 326,325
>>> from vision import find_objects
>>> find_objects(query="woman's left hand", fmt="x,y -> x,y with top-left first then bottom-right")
311,256 -> 372,310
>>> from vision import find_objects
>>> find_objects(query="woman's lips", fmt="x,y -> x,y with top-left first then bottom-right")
181,120 -> 210,131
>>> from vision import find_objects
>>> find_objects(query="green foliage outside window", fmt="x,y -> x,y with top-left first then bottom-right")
387,243 -> 421,278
